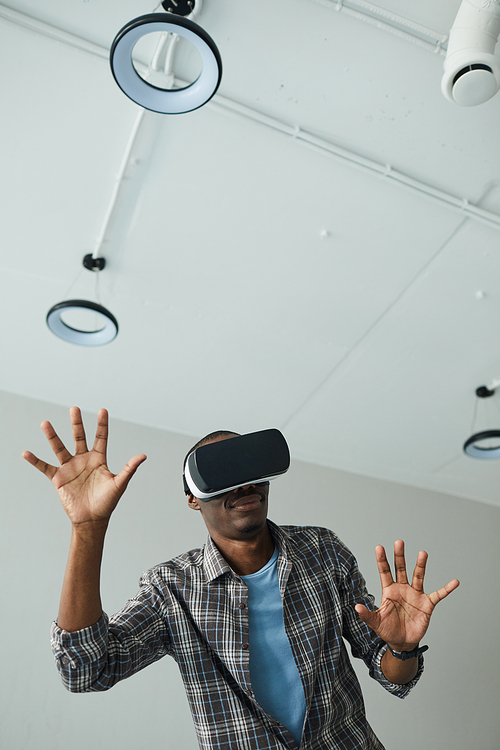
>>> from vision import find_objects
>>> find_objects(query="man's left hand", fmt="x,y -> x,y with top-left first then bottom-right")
355,540 -> 460,651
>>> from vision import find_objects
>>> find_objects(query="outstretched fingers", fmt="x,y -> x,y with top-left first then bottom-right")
40,419 -> 72,465
22,450 -> 57,481
114,454 -> 147,493
393,539 -> 409,585
355,603 -> 382,634
70,406 -> 88,454
428,578 -> 460,607
375,545 -> 395,589
93,408 -> 109,457
411,550 -> 428,592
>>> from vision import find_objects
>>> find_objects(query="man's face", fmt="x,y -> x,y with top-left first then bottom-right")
187,435 -> 270,542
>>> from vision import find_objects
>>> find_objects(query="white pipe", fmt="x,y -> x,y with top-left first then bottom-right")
207,92 -> 500,231
310,0 -> 448,55
447,0 -> 500,58
0,4 -> 109,60
442,0 -> 500,105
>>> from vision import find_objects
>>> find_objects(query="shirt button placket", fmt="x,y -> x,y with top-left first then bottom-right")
234,577 -> 250,689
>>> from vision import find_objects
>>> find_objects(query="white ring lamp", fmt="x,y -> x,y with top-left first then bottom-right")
110,13 -> 222,114
46,300 -> 119,347
463,430 -> 500,459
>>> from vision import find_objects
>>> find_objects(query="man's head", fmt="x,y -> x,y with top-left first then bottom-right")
184,431 -> 270,542
183,430 -> 240,474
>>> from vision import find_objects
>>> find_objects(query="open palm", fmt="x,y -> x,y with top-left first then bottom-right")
23,407 -> 146,526
355,541 -> 459,650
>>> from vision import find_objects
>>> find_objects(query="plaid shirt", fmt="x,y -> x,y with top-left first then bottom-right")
51,522 -> 423,750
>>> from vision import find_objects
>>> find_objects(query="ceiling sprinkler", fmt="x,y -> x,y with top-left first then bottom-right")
442,0 -> 500,106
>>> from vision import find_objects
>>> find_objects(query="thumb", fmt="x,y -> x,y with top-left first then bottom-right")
115,454 -> 147,492
355,603 -> 378,628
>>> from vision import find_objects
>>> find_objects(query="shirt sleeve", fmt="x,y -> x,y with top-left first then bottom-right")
50,577 -> 172,693
338,545 -> 424,699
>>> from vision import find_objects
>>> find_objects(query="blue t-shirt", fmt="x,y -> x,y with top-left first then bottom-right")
241,548 -> 306,746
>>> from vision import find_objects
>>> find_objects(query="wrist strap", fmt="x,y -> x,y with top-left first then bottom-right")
386,643 -> 429,661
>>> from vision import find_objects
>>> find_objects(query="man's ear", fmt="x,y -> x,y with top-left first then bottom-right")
187,494 -> 202,511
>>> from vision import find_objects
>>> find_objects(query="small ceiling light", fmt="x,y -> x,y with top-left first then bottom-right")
47,299 -> 119,347
463,384 -> 500,459
110,1 -> 222,114
46,255 -> 119,347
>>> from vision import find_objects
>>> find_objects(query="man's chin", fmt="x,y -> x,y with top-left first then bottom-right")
229,508 -> 267,534
238,521 -> 266,536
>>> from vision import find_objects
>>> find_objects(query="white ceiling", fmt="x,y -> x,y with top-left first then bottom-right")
1,0 -> 500,506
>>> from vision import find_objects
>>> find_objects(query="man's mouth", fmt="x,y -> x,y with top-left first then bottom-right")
231,497 -> 262,511
230,492 -> 263,510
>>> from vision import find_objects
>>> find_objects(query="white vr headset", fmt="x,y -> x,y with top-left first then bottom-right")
183,429 -> 290,501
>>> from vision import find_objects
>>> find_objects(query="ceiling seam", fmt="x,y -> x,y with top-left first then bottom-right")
279,216 -> 470,431
2,5 -> 499,232
288,447 -> 500,509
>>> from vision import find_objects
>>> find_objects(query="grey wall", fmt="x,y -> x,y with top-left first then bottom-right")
1,390 -> 498,750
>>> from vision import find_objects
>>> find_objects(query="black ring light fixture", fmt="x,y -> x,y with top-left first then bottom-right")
463,384 -> 500,459
110,2 -> 222,114
463,429 -> 500,460
46,299 -> 119,347
46,255 -> 119,347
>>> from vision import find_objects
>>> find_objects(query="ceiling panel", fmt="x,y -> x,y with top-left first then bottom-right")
285,210 -> 500,504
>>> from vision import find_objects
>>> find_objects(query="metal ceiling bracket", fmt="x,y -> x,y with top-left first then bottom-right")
83,254 -> 106,271
475,385 -> 495,398
162,0 -> 195,16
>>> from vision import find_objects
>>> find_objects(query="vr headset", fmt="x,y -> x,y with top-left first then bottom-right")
183,429 -> 290,501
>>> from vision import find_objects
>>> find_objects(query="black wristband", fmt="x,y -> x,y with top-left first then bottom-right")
386,644 -> 429,661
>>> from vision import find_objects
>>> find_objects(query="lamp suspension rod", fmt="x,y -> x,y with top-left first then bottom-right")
153,0 -> 203,83
92,26 -> 180,260
92,107 -> 146,259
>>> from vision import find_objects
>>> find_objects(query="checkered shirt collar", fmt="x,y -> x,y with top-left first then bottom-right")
202,519 -> 291,582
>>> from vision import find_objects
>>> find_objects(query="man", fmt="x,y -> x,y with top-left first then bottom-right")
23,407 -> 459,750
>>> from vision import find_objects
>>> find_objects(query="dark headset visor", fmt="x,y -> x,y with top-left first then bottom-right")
183,429 -> 290,501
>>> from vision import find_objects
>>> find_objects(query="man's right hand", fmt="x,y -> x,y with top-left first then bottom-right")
23,406 -> 147,527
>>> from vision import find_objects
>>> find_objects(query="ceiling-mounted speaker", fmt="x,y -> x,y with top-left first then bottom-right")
442,0 -> 500,106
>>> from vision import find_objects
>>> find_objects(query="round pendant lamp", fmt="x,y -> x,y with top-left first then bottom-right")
46,299 -> 119,347
463,384 -> 500,459
46,255 -> 119,347
463,429 -> 500,459
110,12 -> 222,114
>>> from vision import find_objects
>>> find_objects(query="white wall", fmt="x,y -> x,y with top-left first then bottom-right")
1,390 -> 498,750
